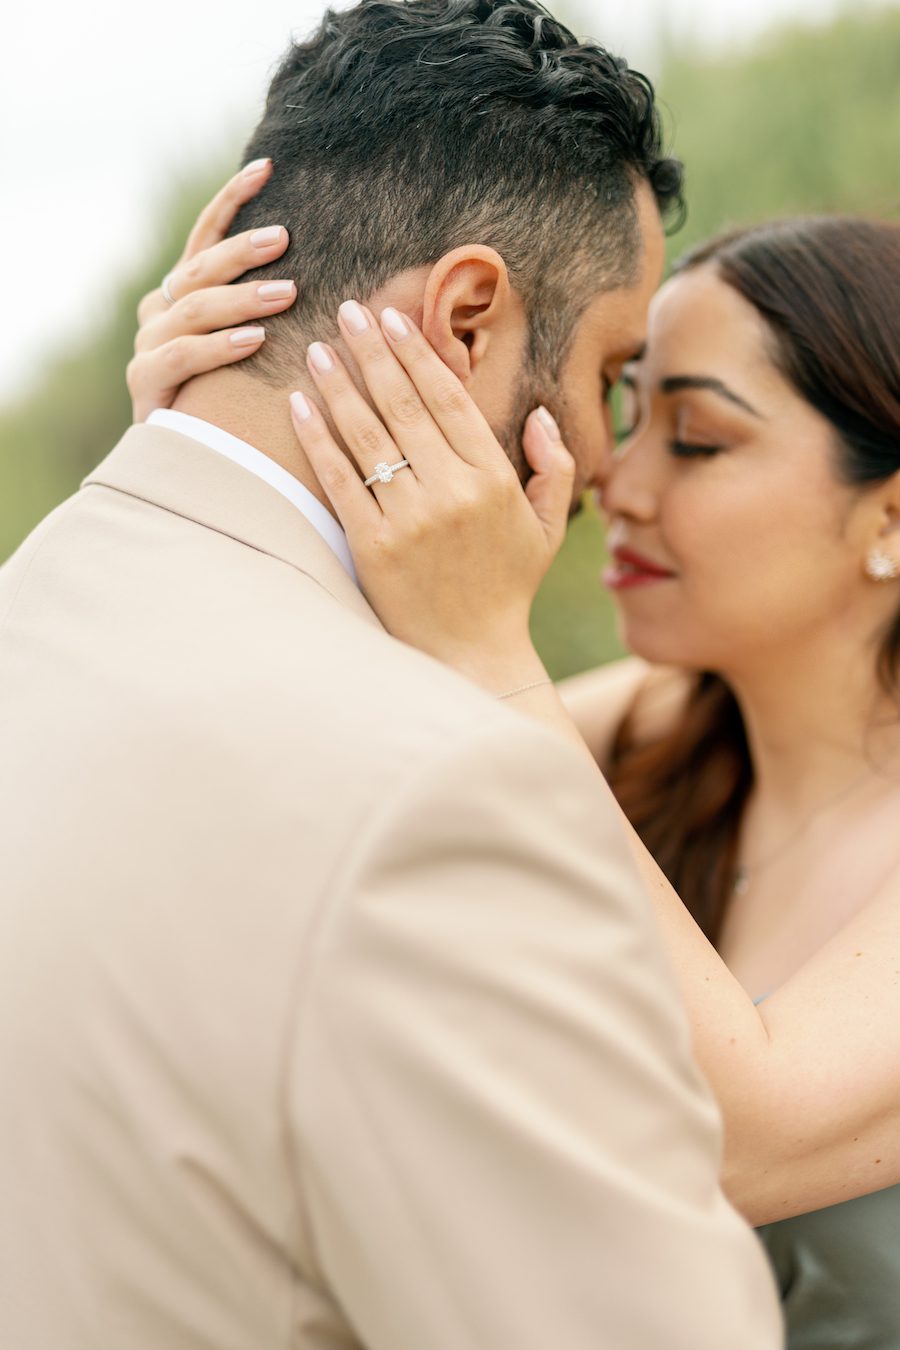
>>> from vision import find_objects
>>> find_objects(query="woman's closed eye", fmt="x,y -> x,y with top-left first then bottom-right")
669,439 -> 727,459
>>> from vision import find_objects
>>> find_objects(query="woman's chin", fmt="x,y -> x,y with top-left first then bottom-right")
614,612 -> 709,670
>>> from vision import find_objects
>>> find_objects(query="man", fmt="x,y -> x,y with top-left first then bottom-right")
0,2 -> 782,1346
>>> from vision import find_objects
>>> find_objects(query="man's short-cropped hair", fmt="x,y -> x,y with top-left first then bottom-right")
231,0 -> 684,381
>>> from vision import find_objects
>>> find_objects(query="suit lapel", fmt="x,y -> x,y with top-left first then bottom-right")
83,424 -> 381,630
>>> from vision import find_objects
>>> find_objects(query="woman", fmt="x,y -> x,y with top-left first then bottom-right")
131,171 -> 900,1344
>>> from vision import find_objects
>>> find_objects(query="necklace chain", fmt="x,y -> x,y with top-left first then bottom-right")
732,769 -> 875,897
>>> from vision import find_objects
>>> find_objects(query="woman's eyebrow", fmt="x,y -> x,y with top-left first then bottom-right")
659,375 -> 765,419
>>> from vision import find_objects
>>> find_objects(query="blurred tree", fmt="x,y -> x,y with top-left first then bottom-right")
0,168 -> 233,562
664,9 -> 900,250
2,6 -> 898,677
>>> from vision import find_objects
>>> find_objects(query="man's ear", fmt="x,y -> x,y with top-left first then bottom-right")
421,246 -> 516,382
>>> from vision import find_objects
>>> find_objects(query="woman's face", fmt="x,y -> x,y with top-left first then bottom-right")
601,265 -> 879,675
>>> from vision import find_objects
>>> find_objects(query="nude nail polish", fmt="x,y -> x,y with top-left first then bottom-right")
339,300 -> 370,335
308,343 -> 335,374
251,226 -> 284,248
291,392 -> 312,422
381,308 -> 410,341
230,327 -> 266,346
257,281 -> 294,299
537,406 -> 561,441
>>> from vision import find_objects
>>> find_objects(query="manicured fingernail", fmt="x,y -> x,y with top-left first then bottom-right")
242,157 -> 270,177
230,327 -> 266,346
251,226 -> 284,248
537,406 -> 561,441
308,342 -> 334,374
381,308 -> 410,341
339,300 -> 370,335
290,392 -> 312,422
257,280 -> 294,300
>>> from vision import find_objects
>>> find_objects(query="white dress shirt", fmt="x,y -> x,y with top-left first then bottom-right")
147,408 -> 358,585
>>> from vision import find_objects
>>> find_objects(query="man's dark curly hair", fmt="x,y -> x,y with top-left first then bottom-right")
232,0 -> 683,382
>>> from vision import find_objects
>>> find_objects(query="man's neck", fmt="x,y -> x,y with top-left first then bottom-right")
172,366 -> 336,517
171,269 -> 434,514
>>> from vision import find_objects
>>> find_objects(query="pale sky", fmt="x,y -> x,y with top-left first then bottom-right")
0,0 -> 888,404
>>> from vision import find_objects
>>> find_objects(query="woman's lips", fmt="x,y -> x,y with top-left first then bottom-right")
602,546 -> 676,591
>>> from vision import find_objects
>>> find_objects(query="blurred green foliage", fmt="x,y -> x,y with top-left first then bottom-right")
0,183 -> 230,563
2,6 -> 898,678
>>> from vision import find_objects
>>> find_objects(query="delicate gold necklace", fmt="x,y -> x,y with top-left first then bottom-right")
731,769 -> 876,897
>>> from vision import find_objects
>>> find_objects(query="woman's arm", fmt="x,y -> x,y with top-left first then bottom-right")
559,658 -> 696,771
287,305 -> 900,1226
404,646 -> 900,1227
557,658 -> 647,765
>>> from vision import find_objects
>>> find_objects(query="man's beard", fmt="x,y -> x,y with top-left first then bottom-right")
494,353 -> 551,484
493,358 -> 584,521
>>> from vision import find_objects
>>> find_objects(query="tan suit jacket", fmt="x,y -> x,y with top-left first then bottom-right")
0,424 -> 782,1348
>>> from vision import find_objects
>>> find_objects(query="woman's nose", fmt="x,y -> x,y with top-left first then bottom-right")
601,435 -> 661,522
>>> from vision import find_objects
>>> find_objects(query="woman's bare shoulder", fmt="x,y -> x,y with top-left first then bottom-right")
558,658 -> 694,771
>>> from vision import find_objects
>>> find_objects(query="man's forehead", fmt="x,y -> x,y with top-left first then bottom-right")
596,201 -> 663,352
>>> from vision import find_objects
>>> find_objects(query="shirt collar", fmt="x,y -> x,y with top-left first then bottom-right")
147,408 -> 358,586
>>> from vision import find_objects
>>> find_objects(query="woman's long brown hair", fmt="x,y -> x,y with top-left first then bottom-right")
607,217 -> 900,942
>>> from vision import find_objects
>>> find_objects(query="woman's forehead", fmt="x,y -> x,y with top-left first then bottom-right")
644,268 -> 777,376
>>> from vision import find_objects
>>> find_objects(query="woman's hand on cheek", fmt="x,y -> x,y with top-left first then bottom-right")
128,160 -> 298,421
289,304 -> 575,693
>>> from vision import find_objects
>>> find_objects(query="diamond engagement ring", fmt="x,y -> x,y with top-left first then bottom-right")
161,273 -> 178,306
364,460 -> 411,488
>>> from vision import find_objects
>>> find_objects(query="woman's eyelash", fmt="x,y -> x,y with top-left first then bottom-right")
669,440 -> 725,458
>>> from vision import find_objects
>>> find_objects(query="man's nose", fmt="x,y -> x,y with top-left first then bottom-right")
584,429 -> 617,491
592,445 -> 616,491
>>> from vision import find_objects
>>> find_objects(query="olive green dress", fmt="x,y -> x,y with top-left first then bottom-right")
757,1186 -> 900,1348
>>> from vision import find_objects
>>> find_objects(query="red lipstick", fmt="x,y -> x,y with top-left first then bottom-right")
603,545 -> 676,591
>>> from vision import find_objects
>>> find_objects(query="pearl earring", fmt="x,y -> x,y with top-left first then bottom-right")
867,550 -> 900,582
